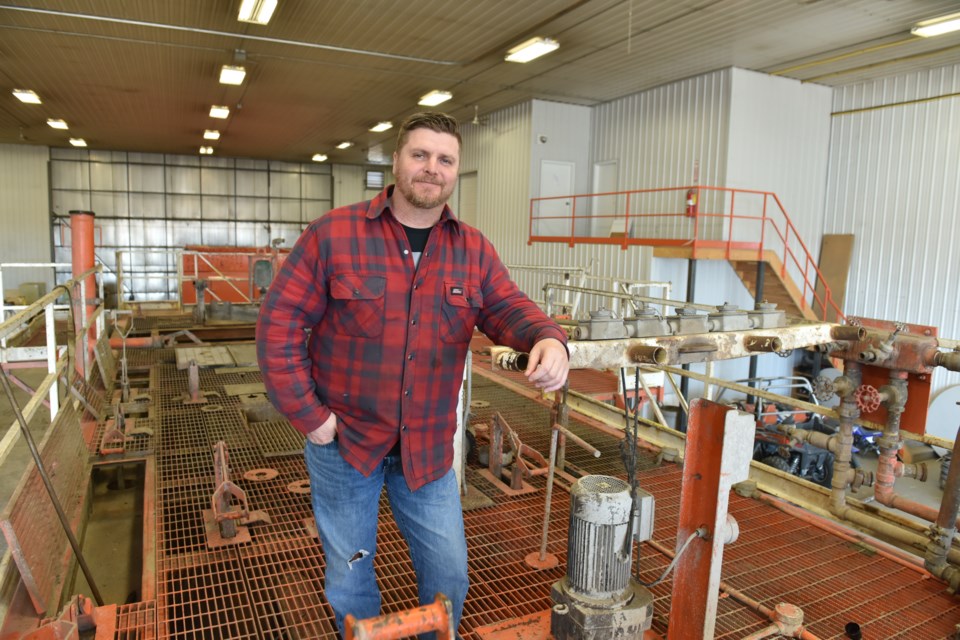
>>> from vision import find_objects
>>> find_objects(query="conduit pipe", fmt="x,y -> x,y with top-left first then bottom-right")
925,424 -> 960,592
830,363 -> 865,513
929,349 -> 960,372
646,538 -> 822,640
870,371 -> 949,527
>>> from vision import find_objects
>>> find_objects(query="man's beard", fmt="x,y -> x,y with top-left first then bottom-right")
398,177 -> 452,210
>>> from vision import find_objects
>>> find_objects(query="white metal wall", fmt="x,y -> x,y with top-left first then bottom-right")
727,68 -> 833,295
0,144 -> 51,292
824,63 -> 960,393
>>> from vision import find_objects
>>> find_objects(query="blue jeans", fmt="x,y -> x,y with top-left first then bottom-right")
305,440 -> 468,640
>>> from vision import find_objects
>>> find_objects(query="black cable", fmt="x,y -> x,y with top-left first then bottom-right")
637,529 -> 703,588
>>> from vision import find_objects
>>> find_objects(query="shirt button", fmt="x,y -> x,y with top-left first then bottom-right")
401,425 -> 407,431
353,289 -> 360,296
407,353 -> 414,360
403,249 -> 410,255
404,389 -> 410,396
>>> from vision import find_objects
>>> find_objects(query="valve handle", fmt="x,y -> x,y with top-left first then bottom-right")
854,384 -> 882,414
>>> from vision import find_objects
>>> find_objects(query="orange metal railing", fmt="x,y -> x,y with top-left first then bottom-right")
529,185 -> 844,321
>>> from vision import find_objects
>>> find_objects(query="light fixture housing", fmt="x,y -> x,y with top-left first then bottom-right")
912,12 -> 960,37
369,121 -> 393,133
505,37 -> 559,63
204,130 -> 221,140
69,138 -> 87,147
219,65 -> 247,85
336,141 -> 353,150
47,119 -> 69,130
238,0 -> 278,25
12,89 -> 42,104
312,153 -> 328,162
209,105 -> 230,119
199,146 -> 214,155
418,90 -> 453,107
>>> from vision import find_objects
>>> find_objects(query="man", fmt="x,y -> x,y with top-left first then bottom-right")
256,112 -> 569,638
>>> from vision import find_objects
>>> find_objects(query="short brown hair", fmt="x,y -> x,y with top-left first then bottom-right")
395,112 -> 461,151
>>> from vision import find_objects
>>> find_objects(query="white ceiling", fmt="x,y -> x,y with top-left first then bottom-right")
1,0 -> 959,164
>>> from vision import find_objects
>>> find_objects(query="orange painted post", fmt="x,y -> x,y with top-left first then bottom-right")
569,195 -> 577,247
622,193 -> 631,251
70,210 -> 97,379
528,198 -> 535,245
759,194 -> 768,261
726,190 -> 736,259
667,399 -> 755,640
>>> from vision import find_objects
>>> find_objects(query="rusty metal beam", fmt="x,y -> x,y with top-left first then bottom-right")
566,322 -> 841,370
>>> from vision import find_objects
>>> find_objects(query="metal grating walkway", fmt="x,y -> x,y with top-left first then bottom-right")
78,346 -> 960,639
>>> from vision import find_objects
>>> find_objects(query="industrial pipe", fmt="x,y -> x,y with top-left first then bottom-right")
743,336 -> 783,353
831,326 -> 867,342
930,349 -> 960,373
739,603 -> 805,640
646,539 -> 822,640
496,350 -> 529,372
830,363 -> 861,514
628,344 -> 667,365
71,210 -> 97,378
924,422 -> 960,592
870,371 -> 948,527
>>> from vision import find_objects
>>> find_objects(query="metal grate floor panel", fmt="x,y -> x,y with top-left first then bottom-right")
75,337 -> 960,639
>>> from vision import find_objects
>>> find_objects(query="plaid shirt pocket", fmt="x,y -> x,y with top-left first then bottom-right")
329,273 -> 386,337
440,281 -> 482,343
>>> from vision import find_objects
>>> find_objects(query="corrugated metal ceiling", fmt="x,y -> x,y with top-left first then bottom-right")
1,0 -> 959,163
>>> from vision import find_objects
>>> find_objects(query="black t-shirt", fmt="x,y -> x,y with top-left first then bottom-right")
401,223 -> 431,266
389,223 -> 434,457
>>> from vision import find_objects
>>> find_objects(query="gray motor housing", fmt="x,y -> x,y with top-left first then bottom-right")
550,476 -> 654,639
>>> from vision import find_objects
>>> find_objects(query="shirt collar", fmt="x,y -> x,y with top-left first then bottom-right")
366,185 -> 462,236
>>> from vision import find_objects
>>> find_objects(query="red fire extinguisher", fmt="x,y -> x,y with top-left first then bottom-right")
685,188 -> 699,217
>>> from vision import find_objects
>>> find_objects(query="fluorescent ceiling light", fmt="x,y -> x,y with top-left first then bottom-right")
505,37 -> 559,63
69,138 -> 87,147
912,12 -> 960,37
209,105 -> 230,119
312,153 -> 328,162
418,90 -> 452,107
369,121 -> 393,133
12,89 -> 41,104
204,130 -> 221,140
47,118 -> 68,130
219,65 -> 246,85
199,146 -> 214,155
336,141 -> 353,149
238,0 -> 278,25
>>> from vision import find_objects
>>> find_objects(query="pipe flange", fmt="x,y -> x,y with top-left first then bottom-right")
854,384 -> 882,414
287,479 -> 312,494
243,468 -> 279,482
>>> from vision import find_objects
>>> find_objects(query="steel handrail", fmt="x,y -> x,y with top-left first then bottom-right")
529,185 -> 844,321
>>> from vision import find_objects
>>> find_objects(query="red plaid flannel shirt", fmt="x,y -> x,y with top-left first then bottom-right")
256,187 -> 566,490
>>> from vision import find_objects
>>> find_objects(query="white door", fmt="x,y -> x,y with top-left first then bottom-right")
537,160 -> 574,238
592,160 -> 619,237
457,172 -> 478,227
